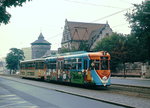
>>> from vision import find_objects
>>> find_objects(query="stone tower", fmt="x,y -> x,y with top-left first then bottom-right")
31,33 -> 51,59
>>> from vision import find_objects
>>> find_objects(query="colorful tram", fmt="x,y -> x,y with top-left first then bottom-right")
20,51 -> 111,86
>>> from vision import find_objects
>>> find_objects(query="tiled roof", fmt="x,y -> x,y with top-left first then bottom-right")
67,21 -> 106,41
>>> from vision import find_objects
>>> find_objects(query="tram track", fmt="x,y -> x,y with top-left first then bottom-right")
0,75 -> 134,108
1,74 -> 150,108
1,74 -> 150,95
1,74 -> 150,99
109,84 -> 150,99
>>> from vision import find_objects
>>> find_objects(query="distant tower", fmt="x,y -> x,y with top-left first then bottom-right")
31,33 -> 51,59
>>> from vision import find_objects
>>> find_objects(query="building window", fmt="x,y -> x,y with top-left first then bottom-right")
106,33 -> 109,36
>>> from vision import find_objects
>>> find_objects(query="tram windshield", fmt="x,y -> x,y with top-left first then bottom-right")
90,59 -> 109,70
90,60 -> 100,70
101,60 -> 109,70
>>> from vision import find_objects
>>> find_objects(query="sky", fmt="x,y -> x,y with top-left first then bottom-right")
0,0 -> 144,58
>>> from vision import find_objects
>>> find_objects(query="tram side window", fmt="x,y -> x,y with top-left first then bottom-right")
51,62 -> 56,69
38,62 -> 44,69
58,61 -> 64,70
77,58 -> 82,70
35,62 -> 38,69
47,61 -> 56,69
35,62 -> 44,69
20,63 -> 26,69
84,60 -> 88,69
25,63 -> 28,69
71,59 -> 76,69
64,64 -> 71,70
64,58 -> 82,70
27,62 -> 35,69
20,64 -> 22,69
78,58 -> 82,62
64,60 -> 71,70
78,63 -> 82,70
47,62 -> 51,69
64,60 -> 68,69
71,58 -> 82,70
72,63 -> 76,69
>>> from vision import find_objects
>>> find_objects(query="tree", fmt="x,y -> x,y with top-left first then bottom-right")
93,33 -> 128,72
6,48 -> 25,74
60,46 -> 78,53
125,35 -> 144,62
78,41 -> 89,51
0,0 -> 31,25
125,0 -> 150,63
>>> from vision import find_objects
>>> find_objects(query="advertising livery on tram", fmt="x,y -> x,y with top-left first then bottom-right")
20,51 -> 111,86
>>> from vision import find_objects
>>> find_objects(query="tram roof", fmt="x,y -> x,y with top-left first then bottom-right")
45,51 -> 110,61
20,58 -> 45,63
45,51 -> 88,60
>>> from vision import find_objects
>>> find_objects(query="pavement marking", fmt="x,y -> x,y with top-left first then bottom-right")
3,97 -> 20,100
0,101 -> 28,107
0,94 -> 20,102
0,94 -> 16,98
0,94 -> 38,108
23,106 -> 39,108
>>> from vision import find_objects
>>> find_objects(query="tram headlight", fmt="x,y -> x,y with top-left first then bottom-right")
102,76 -> 107,81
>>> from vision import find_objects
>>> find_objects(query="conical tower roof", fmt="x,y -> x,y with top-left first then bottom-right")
31,33 -> 51,45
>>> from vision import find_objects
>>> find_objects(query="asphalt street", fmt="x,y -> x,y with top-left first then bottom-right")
0,77 -> 124,108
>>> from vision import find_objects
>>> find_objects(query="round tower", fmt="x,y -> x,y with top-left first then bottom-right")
31,33 -> 51,59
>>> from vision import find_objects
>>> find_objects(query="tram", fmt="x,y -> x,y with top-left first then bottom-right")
20,58 -> 46,80
20,51 -> 111,86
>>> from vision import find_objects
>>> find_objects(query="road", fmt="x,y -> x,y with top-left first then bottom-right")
0,77 -> 124,108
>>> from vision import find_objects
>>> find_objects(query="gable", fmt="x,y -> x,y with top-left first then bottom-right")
67,21 -> 106,41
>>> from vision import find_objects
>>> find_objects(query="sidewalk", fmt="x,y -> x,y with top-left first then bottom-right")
111,77 -> 150,87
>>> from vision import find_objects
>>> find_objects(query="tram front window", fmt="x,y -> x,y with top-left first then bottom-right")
90,60 -> 100,70
101,60 -> 108,70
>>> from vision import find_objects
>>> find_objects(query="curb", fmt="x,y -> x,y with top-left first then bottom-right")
0,75 -> 135,108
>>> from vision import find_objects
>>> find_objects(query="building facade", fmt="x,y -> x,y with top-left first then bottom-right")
0,57 -> 8,74
31,33 -> 51,59
22,47 -> 32,60
61,19 -> 112,51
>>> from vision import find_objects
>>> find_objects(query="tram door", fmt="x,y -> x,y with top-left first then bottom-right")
57,60 -> 64,81
85,59 -> 92,82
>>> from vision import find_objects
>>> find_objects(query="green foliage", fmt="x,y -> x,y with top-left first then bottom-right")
60,47 -> 77,53
125,35 -> 144,62
59,48 -> 68,53
5,48 -> 25,74
78,41 -> 89,51
0,0 -> 31,25
125,1 -> 150,62
93,33 -> 142,71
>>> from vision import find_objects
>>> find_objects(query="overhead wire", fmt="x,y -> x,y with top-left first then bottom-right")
48,1 -> 134,47
114,0 -> 132,4
64,0 -> 125,9
91,7 -> 131,23
111,23 -> 128,28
